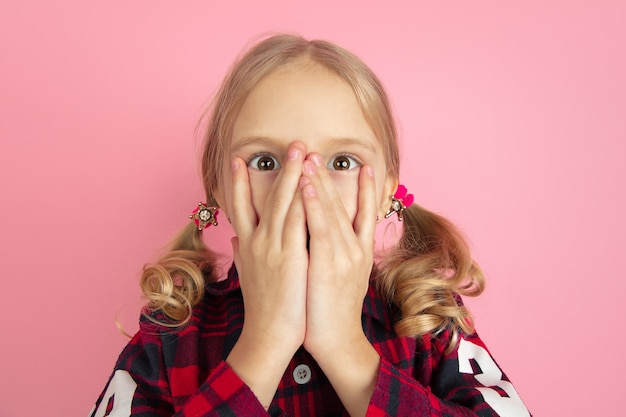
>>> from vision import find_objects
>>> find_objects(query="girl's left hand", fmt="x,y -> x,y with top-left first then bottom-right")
299,152 -> 377,357
299,153 -> 382,417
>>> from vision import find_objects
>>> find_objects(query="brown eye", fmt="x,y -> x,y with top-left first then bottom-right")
329,155 -> 360,171
333,156 -> 350,170
248,154 -> 280,171
257,156 -> 275,170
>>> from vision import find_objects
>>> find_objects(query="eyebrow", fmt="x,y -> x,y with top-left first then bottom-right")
326,137 -> 377,154
231,136 -> 378,154
230,136 -> 278,153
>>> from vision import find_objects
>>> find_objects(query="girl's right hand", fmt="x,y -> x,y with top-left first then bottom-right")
225,141 -> 308,408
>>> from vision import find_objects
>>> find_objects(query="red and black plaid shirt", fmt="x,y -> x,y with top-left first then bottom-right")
90,266 -> 530,417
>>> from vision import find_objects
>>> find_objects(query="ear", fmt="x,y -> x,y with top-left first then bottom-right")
378,173 -> 398,220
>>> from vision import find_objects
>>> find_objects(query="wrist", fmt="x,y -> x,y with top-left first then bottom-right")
308,331 -> 376,368
309,334 -> 380,417
226,331 -> 298,408
304,315 -> 364,357
233,325 -> 300,368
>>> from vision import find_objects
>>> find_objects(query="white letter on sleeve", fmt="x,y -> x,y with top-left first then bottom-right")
92,370 -> 137,417
458,339 -> 529,417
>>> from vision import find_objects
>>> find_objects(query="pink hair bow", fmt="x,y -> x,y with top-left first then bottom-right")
384,184 -> 414,221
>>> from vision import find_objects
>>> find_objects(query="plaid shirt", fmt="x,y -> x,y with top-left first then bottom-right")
90,266 -> 530,417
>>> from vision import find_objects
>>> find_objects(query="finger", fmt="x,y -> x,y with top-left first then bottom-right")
230,157 -> 256,241
354,165 -> 377,250
260,142 -> 307,236
300,174 -> 334,255
300,160 -> 354,261
302,154 -> 353,238
282,180 -> 307,251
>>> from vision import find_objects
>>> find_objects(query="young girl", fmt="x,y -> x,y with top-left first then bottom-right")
90,34 -> 531,417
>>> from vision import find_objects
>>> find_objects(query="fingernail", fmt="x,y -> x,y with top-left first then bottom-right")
231,159 -> 240,172
310,153 -> 323,167
366,165 -> 374,177
287,147 -> 300,161
304,184 -> 317,197
303,161 -> 316,175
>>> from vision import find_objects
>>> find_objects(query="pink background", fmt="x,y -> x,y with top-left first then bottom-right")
1,1 -> 624,416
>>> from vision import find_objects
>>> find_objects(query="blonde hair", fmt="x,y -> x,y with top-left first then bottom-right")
141,34 -> 484,348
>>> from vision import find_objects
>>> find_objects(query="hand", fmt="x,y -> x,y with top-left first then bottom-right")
299,153 -> 381,417
226,141 -> 309,407
299,152 -> 377,356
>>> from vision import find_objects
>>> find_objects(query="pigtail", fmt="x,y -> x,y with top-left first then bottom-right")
376,204 -> 485,352
139,221 -> 219,327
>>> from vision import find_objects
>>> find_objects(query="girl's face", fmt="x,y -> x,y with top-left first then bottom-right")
221,60 -> 396,225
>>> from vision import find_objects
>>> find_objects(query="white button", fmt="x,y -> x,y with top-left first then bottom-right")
293,364 -> 312,384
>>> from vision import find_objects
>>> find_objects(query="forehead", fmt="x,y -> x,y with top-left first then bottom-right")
230,60 -> 379,152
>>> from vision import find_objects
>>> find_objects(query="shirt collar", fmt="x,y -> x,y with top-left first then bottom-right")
363,280 -> 396,330
204,263 -> 241,296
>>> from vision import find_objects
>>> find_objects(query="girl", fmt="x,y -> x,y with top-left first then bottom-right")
90,34 -> 531,417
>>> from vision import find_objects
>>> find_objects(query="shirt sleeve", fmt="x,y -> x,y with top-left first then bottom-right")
366,332 -> 531,417
88,332 -> 281,417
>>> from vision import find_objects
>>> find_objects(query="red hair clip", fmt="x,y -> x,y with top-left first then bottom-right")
189,202 -> 219,230
384,184 -> 414,221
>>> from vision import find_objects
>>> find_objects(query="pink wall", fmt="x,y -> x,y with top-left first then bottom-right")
1,1 -> 624,415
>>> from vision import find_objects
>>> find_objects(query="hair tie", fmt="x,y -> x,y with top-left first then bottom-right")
384,184 -> 414,221
189,202 -> 219,230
